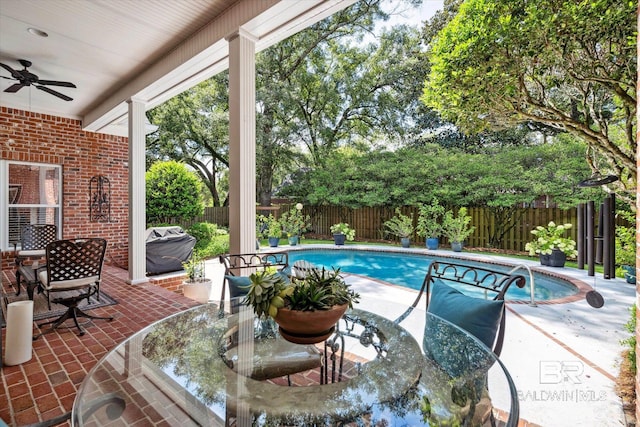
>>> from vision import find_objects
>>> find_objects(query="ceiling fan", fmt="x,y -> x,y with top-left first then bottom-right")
0,59 -> 76,101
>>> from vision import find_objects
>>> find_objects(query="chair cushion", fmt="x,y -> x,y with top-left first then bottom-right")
424,280 -> 502,380
17,249 -> 45,257
38,270 -> 98,290
225,275 -> 251,298
427,279 -> 503,349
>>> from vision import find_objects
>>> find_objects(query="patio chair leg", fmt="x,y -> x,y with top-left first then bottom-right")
34,296 -> 114,339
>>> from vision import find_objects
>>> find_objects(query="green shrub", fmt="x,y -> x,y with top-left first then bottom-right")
187,222 -> 229,258
621,305 -> 637,375
146,161 -> 204,224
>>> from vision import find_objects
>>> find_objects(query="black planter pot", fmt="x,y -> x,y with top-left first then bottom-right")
333,233 -> 346,245
540,249 -> 566,267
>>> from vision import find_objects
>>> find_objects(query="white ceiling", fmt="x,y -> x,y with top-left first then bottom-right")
0,0 -> 355,135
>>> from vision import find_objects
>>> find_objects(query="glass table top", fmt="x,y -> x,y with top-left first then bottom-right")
72,299 -> 519,426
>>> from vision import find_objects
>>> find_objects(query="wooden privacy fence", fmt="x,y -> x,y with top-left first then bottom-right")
177,204 -> 626,252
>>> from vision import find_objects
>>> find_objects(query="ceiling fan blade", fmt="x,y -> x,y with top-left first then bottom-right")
4,83 -> 26,93
35,84 -> 73,101
37,79 -> 76,88
0,62 -> 22,79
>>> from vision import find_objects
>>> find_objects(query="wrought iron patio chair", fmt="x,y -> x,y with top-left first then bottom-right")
219,252 -> 290,314
35,238 -> 113,338
395,260 -> 526,426
13,224 -> 57,299
218,252 -> 322,384
395,260 -> 526,356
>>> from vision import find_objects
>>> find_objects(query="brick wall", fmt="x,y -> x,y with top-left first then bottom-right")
0,107 -> 129,270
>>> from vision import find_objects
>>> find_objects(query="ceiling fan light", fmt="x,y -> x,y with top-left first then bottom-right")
27,27 -> 48,37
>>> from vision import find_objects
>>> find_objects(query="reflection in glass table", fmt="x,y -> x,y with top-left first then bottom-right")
72,299 -> 519,426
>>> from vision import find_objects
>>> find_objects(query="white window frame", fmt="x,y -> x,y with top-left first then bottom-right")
0,160 -> 62,251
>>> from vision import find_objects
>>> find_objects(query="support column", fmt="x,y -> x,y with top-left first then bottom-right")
127,98 -> 147,284
227,29 -> 257,255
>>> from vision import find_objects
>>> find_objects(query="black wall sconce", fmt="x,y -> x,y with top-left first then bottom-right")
89,175 -> 111,222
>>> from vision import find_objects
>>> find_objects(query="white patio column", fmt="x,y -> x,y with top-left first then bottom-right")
227,29 -> 257,255
127,98 -> 147,284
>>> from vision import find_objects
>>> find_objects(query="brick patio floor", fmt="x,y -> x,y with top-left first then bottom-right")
0,265 -> 200,426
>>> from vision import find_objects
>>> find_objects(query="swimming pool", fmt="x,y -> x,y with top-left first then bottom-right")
288,248 -> 579,302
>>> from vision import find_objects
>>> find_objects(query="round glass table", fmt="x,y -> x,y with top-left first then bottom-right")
72,299 -> 519,426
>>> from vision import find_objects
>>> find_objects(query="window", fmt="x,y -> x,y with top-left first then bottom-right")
1,161 -> 61,250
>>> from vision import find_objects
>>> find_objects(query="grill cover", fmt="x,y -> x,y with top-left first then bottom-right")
145,226 -> 196,275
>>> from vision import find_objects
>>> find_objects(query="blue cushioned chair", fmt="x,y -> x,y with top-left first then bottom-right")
395,260 -> 526,356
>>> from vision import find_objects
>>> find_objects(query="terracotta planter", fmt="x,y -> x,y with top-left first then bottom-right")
274,304 -> 348,344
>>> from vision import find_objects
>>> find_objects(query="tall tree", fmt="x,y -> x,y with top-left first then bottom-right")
147,78 -> 229,206
421,0 -> 637,205
255,0 -> 424,205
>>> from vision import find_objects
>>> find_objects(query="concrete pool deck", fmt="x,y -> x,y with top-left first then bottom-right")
208,245 -> 636,427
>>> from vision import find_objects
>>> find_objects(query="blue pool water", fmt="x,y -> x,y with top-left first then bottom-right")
288,249 -> 578,301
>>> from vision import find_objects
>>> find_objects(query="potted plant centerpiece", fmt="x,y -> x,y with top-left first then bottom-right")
416,199 -> 445,250
525,221 -> 578,267
280,203 -> 311,246
442,207 -> 475,252
384,208 -> 415,248
245,267 -> 360,344
330,222 -> 355,245
181,252 -> 212,304
265,214 -> 283,247
615,210 -> 636,284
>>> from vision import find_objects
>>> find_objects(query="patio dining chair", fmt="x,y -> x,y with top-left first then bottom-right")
395,260 -> 526,426
218,252 -> 322,384
13,224 -> 57,299
35,238 -> 113,338
219,252 -> 291,314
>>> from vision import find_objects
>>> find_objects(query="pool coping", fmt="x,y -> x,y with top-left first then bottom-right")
273,244 -> 593,305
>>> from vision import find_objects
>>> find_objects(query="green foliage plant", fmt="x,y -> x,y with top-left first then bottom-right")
330,222 -> 356,241
416,199 -> 445,239
146,161 -> 204,224
182,252 -> 206,283
621,305 -> 637,375
525,222 -> 578,258
244,268 -> 359,319
187,222 -> 229,258
615,210 -> 636,267
384,208 -> 415,239
265,214 -> 283,238
442,207 -> 475,243
288,268 -> 359,311
279,204 -> 311,238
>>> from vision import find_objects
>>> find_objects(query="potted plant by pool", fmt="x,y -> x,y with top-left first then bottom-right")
525,221 -> 578,267
265,214 -> 283,247
245,267 -> 360,344
384,208 -> 415,248
280,203 -> 311,246
330,222 -> 355,245
615,210 -> 636,284
416,198 -> 445,250
181,252 -> 212,304
442,207 -> 475,252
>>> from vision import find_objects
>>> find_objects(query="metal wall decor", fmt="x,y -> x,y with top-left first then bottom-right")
89,175 -> 111,222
